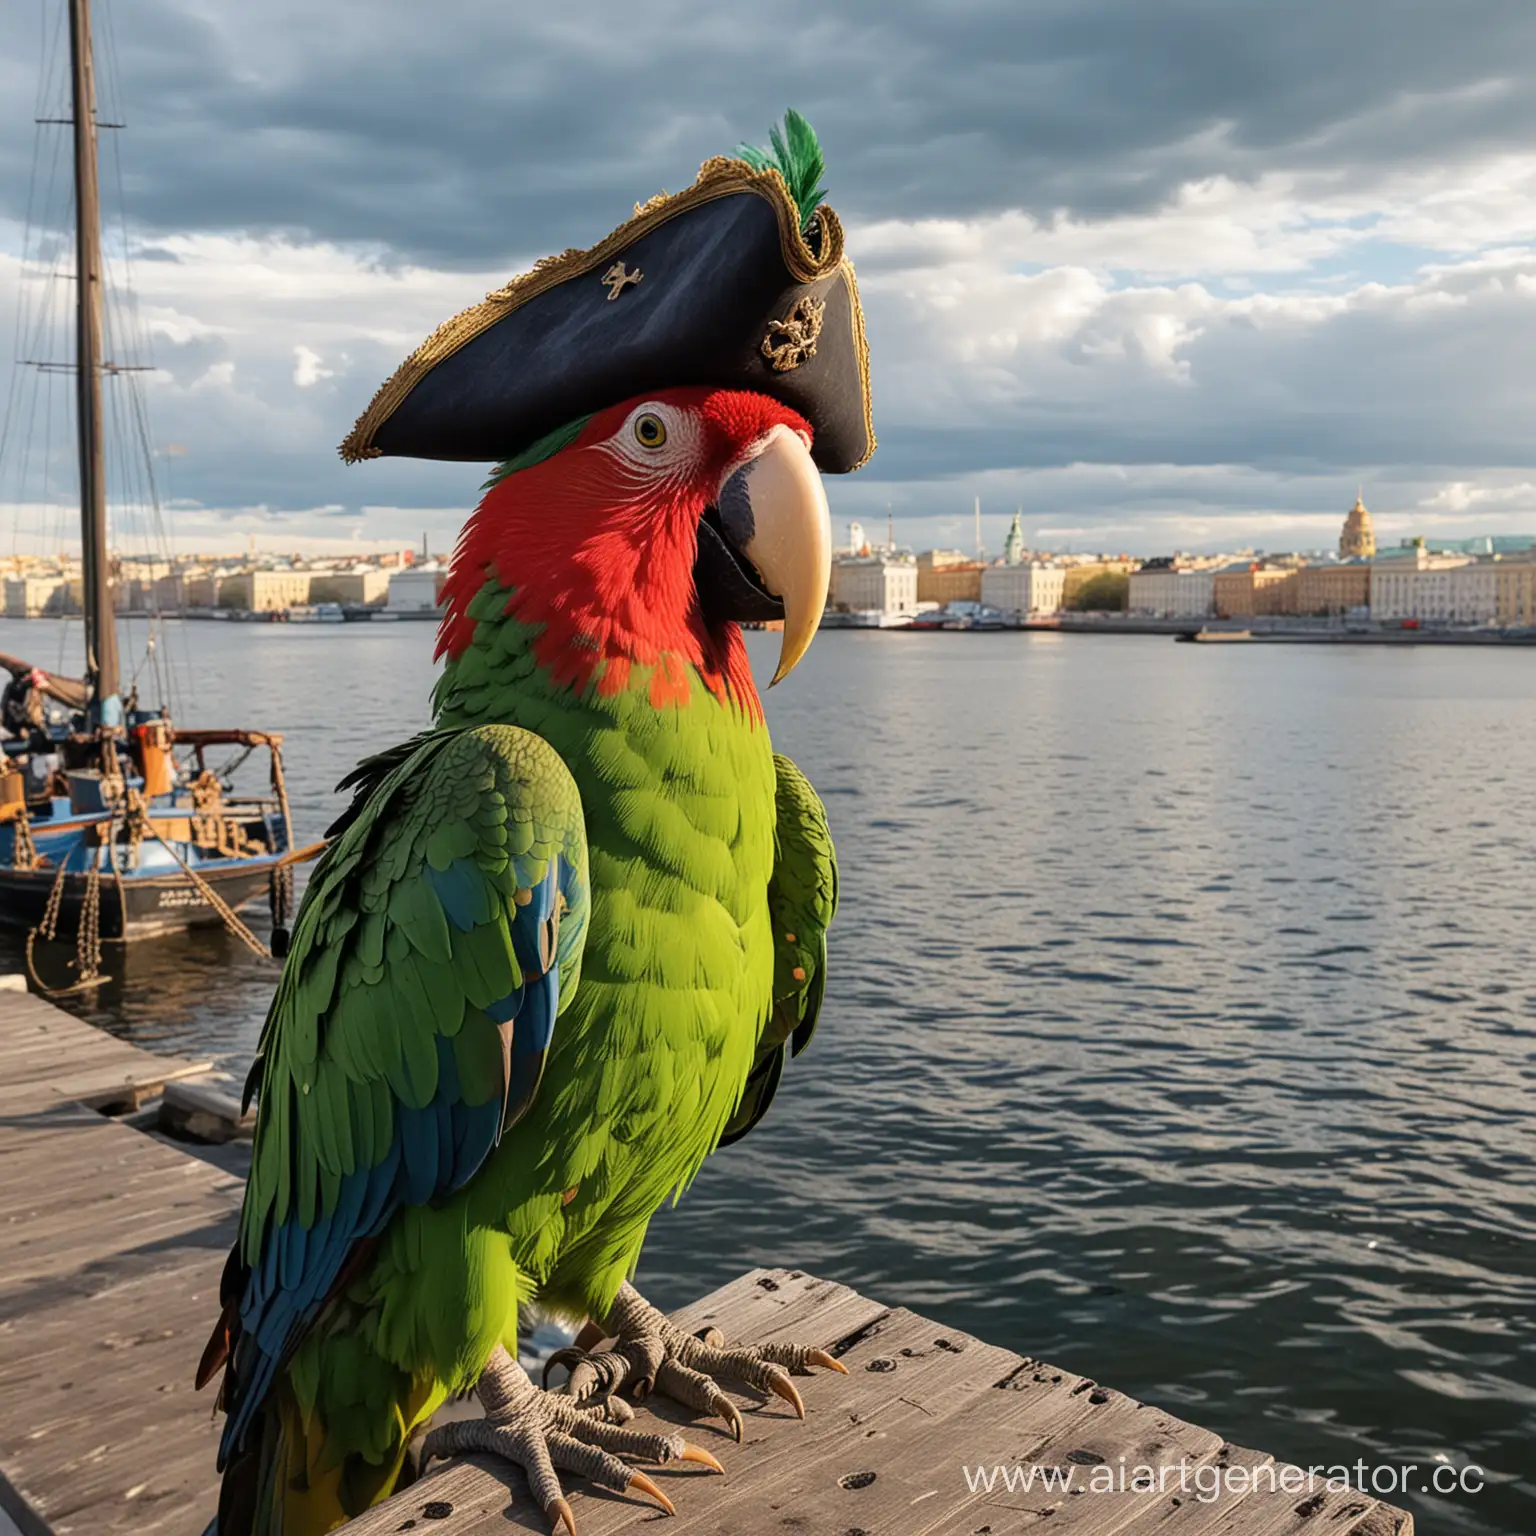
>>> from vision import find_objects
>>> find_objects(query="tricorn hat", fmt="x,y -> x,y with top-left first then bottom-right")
340,128 -> 874,475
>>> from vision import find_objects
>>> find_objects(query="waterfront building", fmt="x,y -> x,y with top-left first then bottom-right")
1212,564 -> 1296,617
2,576 -> 74,617
309,568 -> 390,607
1292,561 -> 1371,615
916,551 -> 984,605
1448,562 -> 1499,624
1127,563 -> 1216,618
386,567 -> 445,613
1339,492 -> 1376,560
218,570 -> 314,611
1370,545 -> 1475,621
980,562 -> 1066,618
182,570 -> 227,608
152,572 -> 188,612
1061,560 -> 1136,607
830,553 -> 919,617
1494,559 -> 1536,626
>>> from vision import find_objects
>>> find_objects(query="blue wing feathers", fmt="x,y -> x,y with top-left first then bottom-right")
427,858 -> 494,933
221,833 -> 576,1466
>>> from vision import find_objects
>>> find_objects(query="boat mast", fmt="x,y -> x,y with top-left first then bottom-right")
68,0 -> 121,725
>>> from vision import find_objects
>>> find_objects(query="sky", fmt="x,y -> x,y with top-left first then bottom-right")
3,0 -> 1536,557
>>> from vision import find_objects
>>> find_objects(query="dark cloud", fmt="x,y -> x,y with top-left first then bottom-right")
5,0 -> 1536,546
3,0 -> 1536,265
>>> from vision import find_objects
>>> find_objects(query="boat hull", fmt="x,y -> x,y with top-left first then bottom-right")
0,860 -> 277,941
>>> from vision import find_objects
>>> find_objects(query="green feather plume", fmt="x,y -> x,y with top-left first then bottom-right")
483,414 -> 592,491
736,109 -> 826,231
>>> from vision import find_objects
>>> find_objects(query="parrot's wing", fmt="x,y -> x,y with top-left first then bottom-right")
204,724 -> 589,1460
719,752 -> 837,1146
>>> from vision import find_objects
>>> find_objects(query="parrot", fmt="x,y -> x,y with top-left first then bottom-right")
198,373 -> 845,1529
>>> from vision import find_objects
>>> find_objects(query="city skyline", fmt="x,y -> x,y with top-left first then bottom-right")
5,3 -> 1536,553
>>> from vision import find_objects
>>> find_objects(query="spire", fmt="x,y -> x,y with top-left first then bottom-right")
1003,512 -> 1025,566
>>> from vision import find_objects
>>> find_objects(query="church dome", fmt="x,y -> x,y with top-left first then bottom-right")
1340,492 -> 1375,559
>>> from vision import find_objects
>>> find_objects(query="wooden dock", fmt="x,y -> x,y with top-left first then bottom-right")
0,987 -> 1414,1536
350,1268 -> 1413,1536
0,983 -> 236,1534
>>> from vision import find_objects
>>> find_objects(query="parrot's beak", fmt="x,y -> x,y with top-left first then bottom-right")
711,426 -> 832,685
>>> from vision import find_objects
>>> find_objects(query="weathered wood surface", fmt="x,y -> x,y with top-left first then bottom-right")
0,991 -> 1415,1536
159,1078 -> 254,1144
0,986 -> 236,1533
0,988 -> 212,1113
347,1268 -> 1413,1536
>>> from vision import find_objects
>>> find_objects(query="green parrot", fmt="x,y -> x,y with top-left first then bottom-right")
201,125 -> 853,1536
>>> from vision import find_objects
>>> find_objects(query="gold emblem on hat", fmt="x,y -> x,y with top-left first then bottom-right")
761,295 -> 825,372
601,262 -> 643,300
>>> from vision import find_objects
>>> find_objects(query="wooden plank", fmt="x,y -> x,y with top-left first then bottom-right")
347,1271 -> 1413,1536
0,997 -> 1418,1536
0,988 -> 212,1114
158,1078 -> 254,1143
0,1146 -> 231,1531
0,995 -> 240,1536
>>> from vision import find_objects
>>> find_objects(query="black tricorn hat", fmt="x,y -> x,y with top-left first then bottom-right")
340,156 -> 874,475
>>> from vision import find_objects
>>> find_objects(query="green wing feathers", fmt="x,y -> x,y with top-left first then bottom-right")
719,752 -> 837,1144
214,724 -> 589,1470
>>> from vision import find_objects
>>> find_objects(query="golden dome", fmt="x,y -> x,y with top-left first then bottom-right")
1340,489 -> 1375,560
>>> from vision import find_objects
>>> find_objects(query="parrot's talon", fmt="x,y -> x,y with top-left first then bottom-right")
763,1367 -> 805,1420
559,1282 -> 838,1441
424,1346 -> 706,1524
679,1442 -> 726,1474
543,1345 -> 589,1388
627,1470 -> 676,1516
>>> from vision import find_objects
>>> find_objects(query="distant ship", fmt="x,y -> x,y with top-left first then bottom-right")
0,0 -> 319,979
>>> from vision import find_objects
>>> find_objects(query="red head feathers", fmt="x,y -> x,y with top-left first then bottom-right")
438,388 -> 816,716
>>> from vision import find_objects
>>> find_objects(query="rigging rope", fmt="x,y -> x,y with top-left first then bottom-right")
144,820 -> 272,960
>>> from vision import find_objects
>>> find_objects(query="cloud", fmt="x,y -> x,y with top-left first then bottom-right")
292,344 -> 333,387
3,0 -> 1536,553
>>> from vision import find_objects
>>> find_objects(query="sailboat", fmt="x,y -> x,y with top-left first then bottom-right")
0,0 -> 315,979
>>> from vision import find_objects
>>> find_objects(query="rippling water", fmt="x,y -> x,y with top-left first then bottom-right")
4,617 -> 1532,1534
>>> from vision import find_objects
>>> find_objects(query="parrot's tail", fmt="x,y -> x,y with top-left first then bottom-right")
215,1386 -> 410,1536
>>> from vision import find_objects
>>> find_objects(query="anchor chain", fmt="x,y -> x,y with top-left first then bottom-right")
76,848 -> 103,987
25,835 -> 106,996
11,801 -> 37,871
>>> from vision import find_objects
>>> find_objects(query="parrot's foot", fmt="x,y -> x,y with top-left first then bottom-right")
549,1281 -> 848,1442
421,1345 -> 722,1534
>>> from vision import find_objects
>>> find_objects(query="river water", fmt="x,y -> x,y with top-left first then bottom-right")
2,616 -> 1531,1534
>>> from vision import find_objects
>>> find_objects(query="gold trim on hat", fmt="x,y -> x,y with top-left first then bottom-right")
339,156 -> 872,468
840,258 -> 876,470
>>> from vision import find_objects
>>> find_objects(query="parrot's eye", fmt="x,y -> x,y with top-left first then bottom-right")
633,413 -> 668,450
